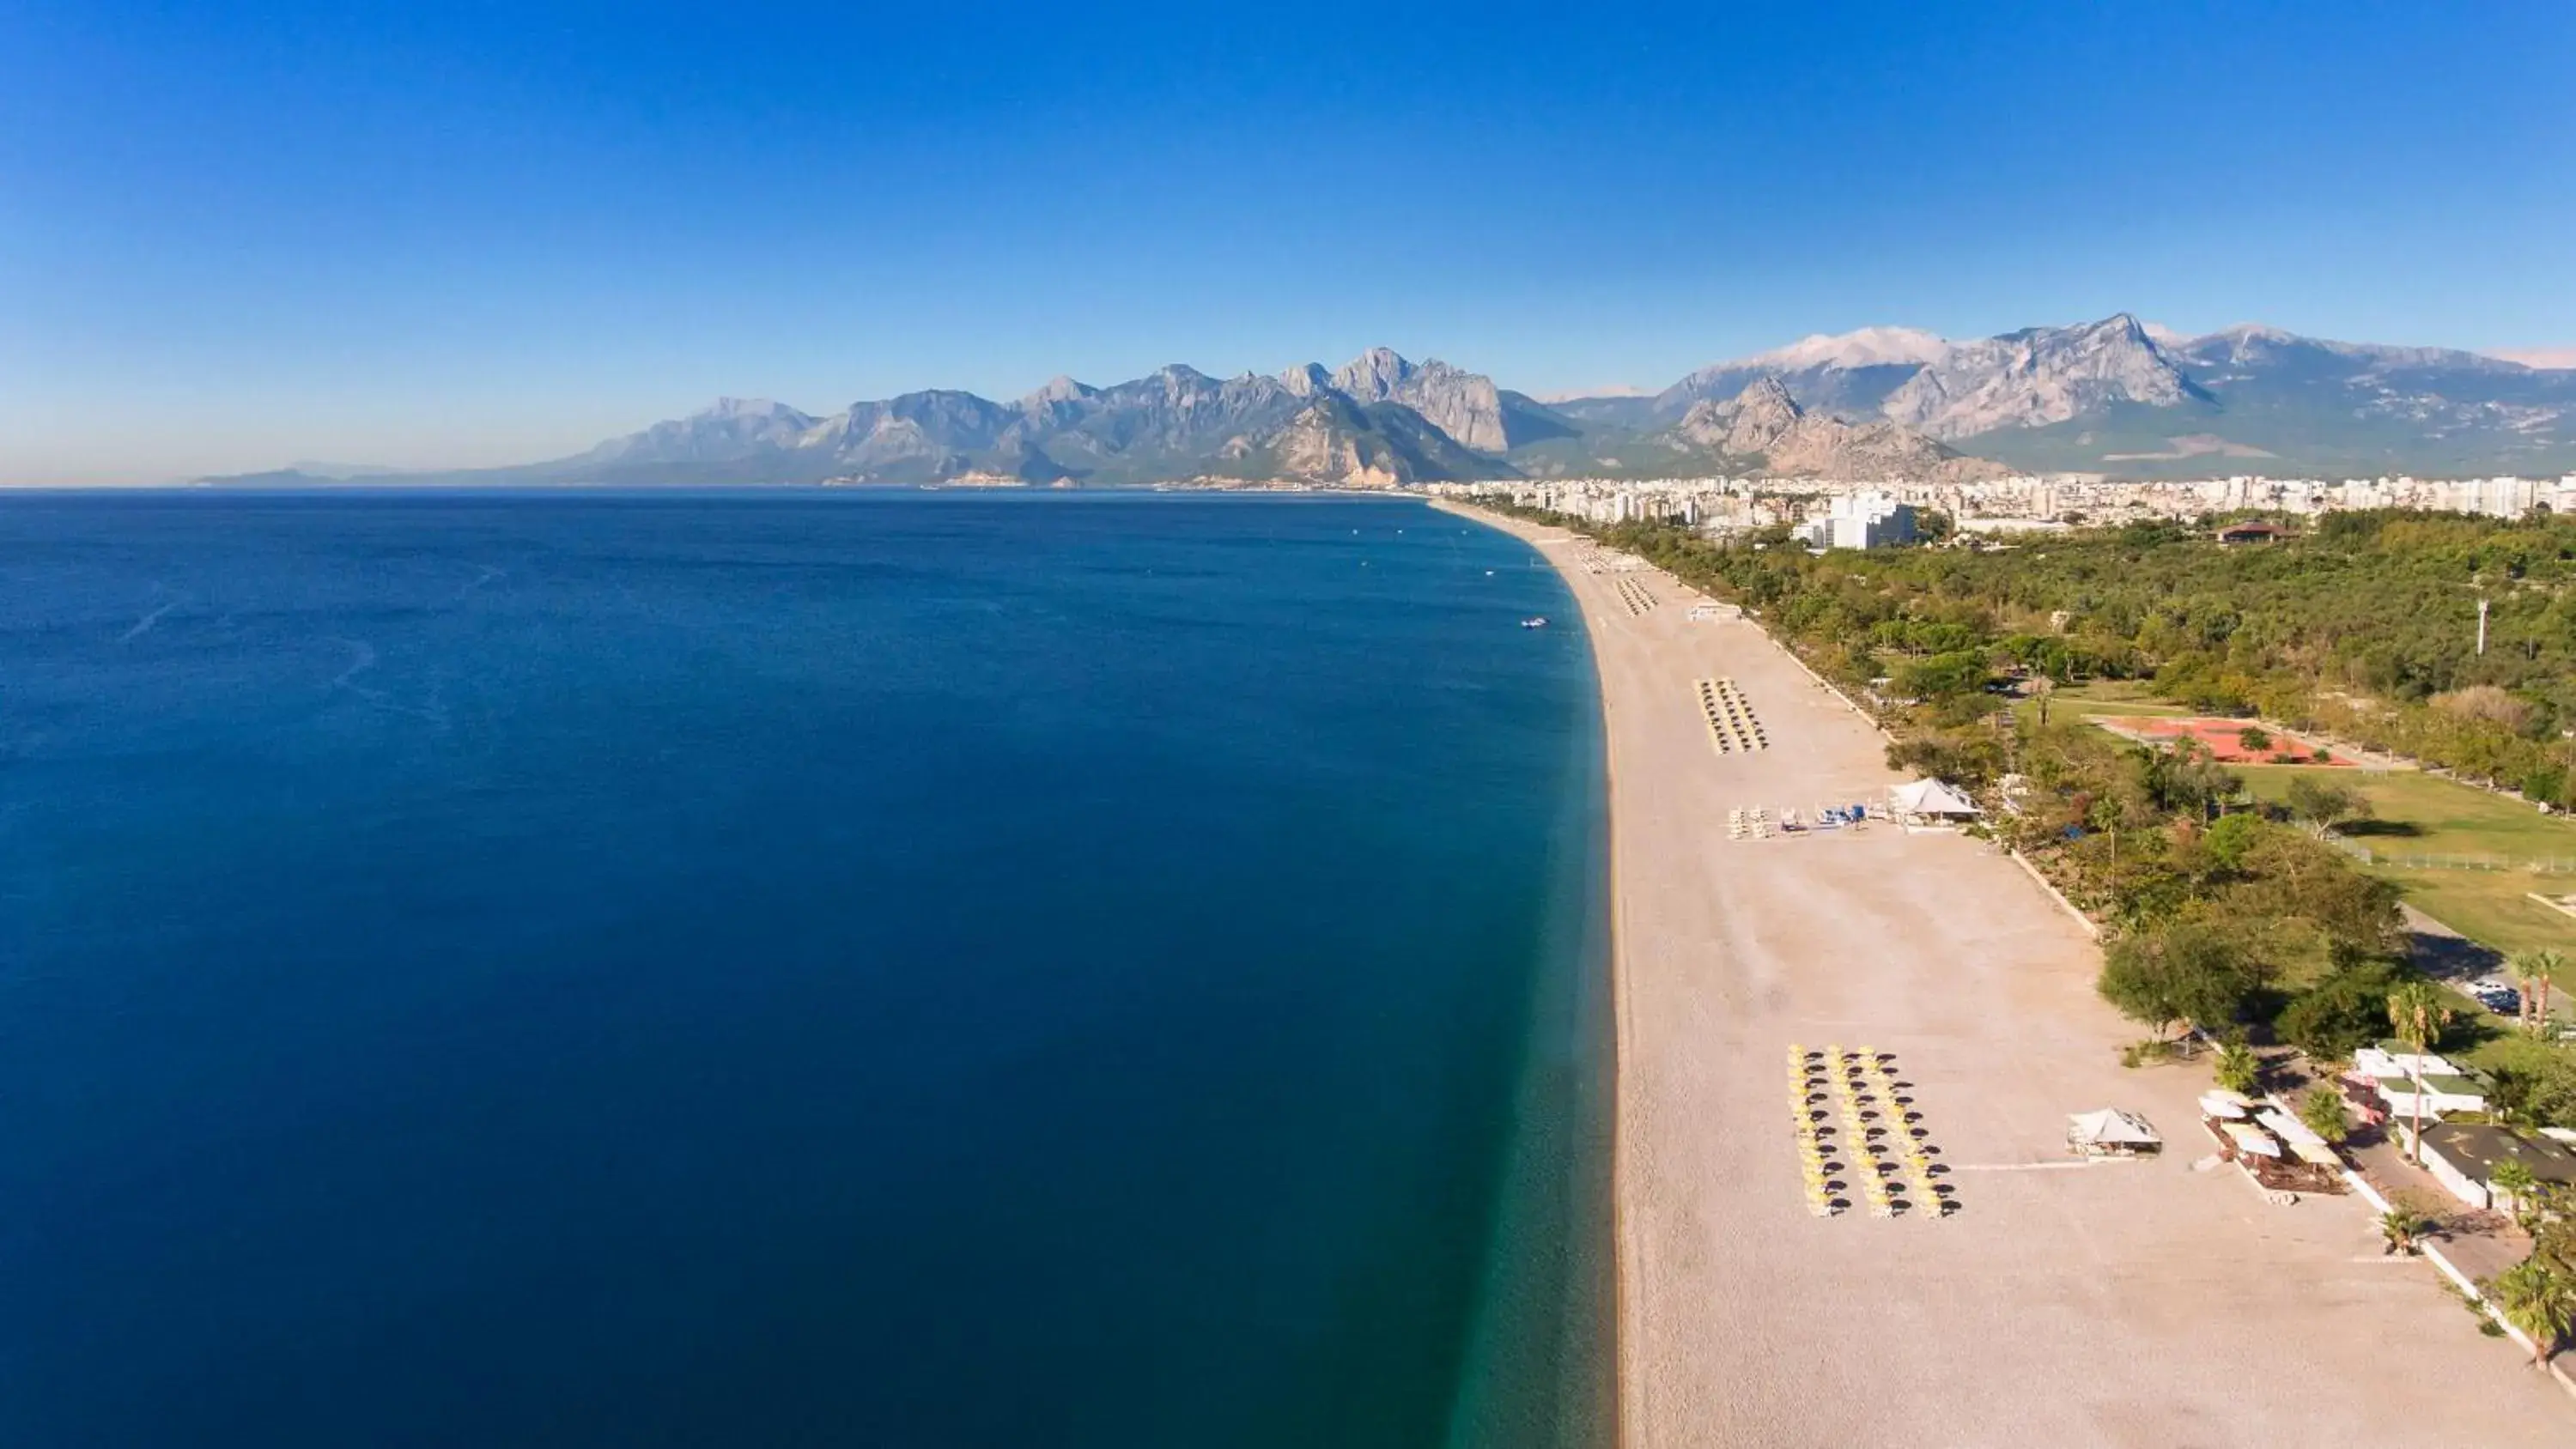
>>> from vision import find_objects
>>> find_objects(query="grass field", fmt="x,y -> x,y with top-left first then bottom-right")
2236,765 -> 2576,959
2007,682 -> 2570,958
2020,680 -> 2191,721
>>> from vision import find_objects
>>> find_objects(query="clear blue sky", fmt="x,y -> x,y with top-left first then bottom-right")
6,1 -> 2572,482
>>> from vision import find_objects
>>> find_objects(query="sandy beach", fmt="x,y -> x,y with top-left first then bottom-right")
1437,500 -> 2571,1447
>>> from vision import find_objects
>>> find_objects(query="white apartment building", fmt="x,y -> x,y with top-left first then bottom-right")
1798,491 -> 1916,549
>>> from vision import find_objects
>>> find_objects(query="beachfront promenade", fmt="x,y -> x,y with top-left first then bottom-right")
1435,501 -> 2570,1447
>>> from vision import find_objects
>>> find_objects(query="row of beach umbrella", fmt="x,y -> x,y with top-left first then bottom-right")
1789,1043 -> 1952,1219
1698,677 -> 1769,754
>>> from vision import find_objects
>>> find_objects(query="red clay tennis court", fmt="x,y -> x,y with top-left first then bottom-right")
2091,716 -> 2353,765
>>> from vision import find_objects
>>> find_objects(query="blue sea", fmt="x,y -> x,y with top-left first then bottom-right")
0,492 -> 1612,1448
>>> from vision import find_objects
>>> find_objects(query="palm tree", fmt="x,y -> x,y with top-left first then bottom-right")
2512,949 -> 2566,1035
2388,981 -> 2455,1165
2493,1160 -> 2541,1230
2299,1086 -> 2349,1147
2214,1042 -> 2262,1094
2486,1259 -> 2576,1367
2379,1204 -> 2432,1257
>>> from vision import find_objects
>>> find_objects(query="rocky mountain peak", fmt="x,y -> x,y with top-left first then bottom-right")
698,396 -> 808,422
1279,362 -> 1334,397
1318,348 -> 1524,453
1330,347 -> 1416,399
1668,378 -> 2000,482
1882,312 -> 2200,439
1730,375 -> 1802,420
582,396 -> 820,464
1672,374 -> 1806,455
1026,374 -> 1093,405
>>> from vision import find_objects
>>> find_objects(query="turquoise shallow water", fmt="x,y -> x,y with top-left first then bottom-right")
0,492 -> 1612,1447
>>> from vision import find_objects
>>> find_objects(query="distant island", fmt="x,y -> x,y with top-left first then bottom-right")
196,316 -> 2576,492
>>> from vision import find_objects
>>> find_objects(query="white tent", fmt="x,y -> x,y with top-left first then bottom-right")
2068,1108 -> 2163,1155
2199,1090 -> 2253,1119
2256,1107 -> 2342,1167
1890,778 -> 1982,821
2222,1121 -> 2282,1158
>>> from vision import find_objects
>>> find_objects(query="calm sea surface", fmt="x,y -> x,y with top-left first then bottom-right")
0,493 -> 1611,1448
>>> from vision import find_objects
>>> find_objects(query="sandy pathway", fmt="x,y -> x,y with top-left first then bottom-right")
1437,501 -> 2569,1448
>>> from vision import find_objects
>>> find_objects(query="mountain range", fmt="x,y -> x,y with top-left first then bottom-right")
205,316 -> 2576,489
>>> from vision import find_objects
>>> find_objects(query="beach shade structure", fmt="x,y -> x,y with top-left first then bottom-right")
1887,778 -> 1982,826
2066,1108 -> 2163,1157
2197,1090 -> 2254,1120
2254,1108 -> 2344,1168
2220,1121 -> 2282,1158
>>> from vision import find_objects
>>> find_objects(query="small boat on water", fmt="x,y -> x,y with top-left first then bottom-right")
1521,615 -> 1549,629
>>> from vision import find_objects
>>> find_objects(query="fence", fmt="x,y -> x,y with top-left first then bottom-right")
2322,831 -> 2576,874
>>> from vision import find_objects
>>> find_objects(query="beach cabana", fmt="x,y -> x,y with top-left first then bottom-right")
1889,779 -> 1982,827
2255,1108 -> 2343,1169
2198,1089 -> 2254,1120
2221,1121 -> 2281,1158
2068,1108 -> 2162,1157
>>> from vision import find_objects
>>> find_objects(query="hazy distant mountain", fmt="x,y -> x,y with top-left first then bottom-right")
2136,324 -> 2576,472
579,397 -> 821,465
191,318 -> 2576,489
1666,376 -> 2007,482
1322,347 -> 1576,453
1650,326 -> 1950,426
1880,313 -> 2205,439
1546,314 -> 2576,477
284,459 -> 410,479
434,349 -> 1557,489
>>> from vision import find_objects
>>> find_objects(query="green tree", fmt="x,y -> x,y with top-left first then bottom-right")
2223,830 -> 2405,959
2284,776 -> 2371,837
2238,724 -> 2273,753
2299,1086 -> 2349,1146
1885,731 -> 2004,787
2513,949 -> 2567,1035
2098,919 -> 2261,1038
2485,1258 -> 2576,1367
2491,1160 -> 2542,1229
2202,812 -> 2263,870
2142,740 -> 2239,818
2524,764 -> 2567,809
1898,650 -> 1990,701
2483,1043 -> 2576,1132
2214,1042 -> 2263,1094
2388,981 -> 2458,1165
2379,1204 -> 2432,1257
2275,961 -> 2404,1058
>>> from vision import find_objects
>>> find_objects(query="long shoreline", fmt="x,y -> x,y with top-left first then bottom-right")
1432,498 -> 2570,1448
1427,497 -> 1641,1447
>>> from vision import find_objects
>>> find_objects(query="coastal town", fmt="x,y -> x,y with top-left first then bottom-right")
1432,470 -> 2576,534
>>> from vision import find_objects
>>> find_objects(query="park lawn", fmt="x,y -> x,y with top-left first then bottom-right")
2393,875 -> 2576,963
2235,765 -> 2576,960
2044,681 -> 2191,717
2012,679 -> 2192,731
2457,1020 -> 2574,1076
